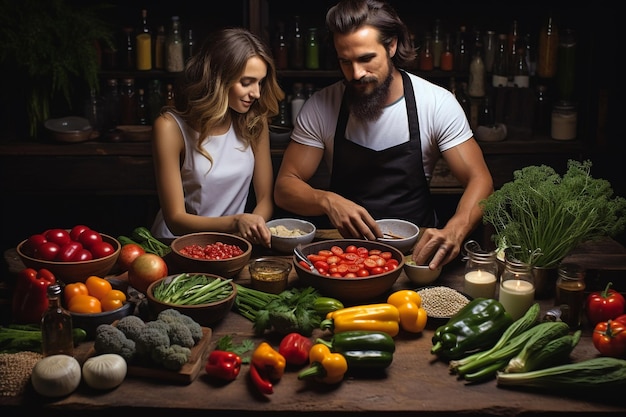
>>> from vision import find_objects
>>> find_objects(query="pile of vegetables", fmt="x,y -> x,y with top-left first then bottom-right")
118,226 -> 171,257
480,160 -> 626,268
151,273 -> 234,305
0,324 -> 87,354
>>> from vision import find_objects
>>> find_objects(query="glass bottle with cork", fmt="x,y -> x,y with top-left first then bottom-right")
120,78 -> 138,125
537,16 -> 559,79
492,33 -> 509,87
273,22 -> 289,70
289,16 -> 305,70
468,42 -> 485,97
154,25 -> 166,70
41,284 -> 74,357
136,9 -> 152,71
419,33 -> 434,71
305,27 -> 320,70
440,33 -> 454,71
166,16 -> 185,73
431,19 -> 443,69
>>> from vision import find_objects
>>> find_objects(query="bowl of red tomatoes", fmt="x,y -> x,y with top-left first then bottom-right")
16,226 -> 121,284
169,232 -> 252,278
293,239 -> 405,304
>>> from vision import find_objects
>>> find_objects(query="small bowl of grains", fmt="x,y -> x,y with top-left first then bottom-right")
267,218 -> 316,254
415,286 -> 472,327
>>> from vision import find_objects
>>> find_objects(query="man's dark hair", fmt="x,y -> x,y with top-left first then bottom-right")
326,0 -> 417,68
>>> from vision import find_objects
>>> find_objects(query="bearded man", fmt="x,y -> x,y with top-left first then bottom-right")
274,0 -> 493,270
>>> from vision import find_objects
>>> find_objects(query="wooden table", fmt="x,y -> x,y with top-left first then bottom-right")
2,232 -> 626,416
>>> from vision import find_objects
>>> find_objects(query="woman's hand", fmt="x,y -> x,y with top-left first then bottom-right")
237,214 -> 272,248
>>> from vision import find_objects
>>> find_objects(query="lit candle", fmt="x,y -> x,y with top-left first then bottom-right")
498,279 -> 535,320
464,270 -> 497,299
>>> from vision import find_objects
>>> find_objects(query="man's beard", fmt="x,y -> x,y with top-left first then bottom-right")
345,70 -> 393,122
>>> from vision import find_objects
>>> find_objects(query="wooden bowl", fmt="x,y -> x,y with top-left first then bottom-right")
16,234 -> 121,283
293,239 -> 404,304
169,232 -> 252,278
146,273 -> 236,327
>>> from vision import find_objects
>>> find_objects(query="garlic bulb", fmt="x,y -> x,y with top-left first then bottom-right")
82,353 -> 127,390
31,354 -> 81,397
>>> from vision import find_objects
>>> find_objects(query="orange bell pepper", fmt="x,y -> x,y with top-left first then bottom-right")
387,290 -> 428,333
68,294 -> 102,314
64,282 -> 88,306
298,343 -> 347,384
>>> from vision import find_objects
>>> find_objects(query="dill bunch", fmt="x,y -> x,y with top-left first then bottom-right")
480,160 -> 626,268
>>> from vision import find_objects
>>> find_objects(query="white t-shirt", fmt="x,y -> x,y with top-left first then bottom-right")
291,71 -> 473,180
151,112 -> 254,239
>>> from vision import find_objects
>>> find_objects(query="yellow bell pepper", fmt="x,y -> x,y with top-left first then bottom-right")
387,290 -> 428,333
297,343 -> 348,384
251,341 -> 286,380
320,303 -> 400,337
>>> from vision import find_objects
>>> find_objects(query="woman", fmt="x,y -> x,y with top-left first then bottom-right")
150,28 -> 285,248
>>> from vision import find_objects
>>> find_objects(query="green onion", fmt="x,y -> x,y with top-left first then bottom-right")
152,273 -> 233,305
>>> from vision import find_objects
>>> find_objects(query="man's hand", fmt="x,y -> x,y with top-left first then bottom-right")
325,193 -> 381,240
411,227 -> 461,270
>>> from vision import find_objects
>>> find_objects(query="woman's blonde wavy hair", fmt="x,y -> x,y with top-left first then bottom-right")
164,27 -> 285,166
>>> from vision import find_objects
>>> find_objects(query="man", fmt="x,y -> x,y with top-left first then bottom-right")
274,0 -> 493,269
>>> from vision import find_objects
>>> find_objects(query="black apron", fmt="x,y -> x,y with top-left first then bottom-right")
329,70 -> 436,227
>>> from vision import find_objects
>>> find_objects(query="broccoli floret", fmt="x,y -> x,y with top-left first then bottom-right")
93,324 -> 136,362
115,315 -> 145,342
153,344 -> 191,371
135,326 -> 170,358
145,319 -> 169,333
157,309 -> 203,342
165,321 -> 195,348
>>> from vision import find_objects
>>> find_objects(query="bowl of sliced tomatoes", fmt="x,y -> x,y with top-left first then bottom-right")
293,239 -> 404,304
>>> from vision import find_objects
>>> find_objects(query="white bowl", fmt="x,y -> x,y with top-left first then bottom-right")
376,219 -> 420,254
267,218 -> 316,254
404,258 -> 442,286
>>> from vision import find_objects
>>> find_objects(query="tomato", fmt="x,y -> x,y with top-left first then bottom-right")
330,245 -> 344,256
370,266 -> 385,275
35,241 -> 60,261
22,233 -> 47,256
100,289 -> 127,312
68,294 -> 102,314
345,245 -> 358,254
90,241 -> 115,259
78,229 -> 103,249
45,228 -> 71,247
128,253 -> 168,294
117,243 -> 146,271
314,260 -> 330,272
586,282 -> 626,326
69,224 -> 91,241
64,282 -> 89,306
85,276 -> 113,300
357,268 -> 370,277
592,319 -> 626,357
74,249 -> 93,261
326,255 -> 341,265
56,241 -> 84,262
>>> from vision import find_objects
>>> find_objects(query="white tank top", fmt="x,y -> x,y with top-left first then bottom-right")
151,112 -> 254,239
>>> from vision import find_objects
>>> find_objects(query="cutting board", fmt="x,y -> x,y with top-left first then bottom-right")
86,326 -> 212,385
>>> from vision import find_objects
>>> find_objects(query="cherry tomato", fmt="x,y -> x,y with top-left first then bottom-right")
68,294 -> 102,314
70,224 -> 91,241
90,241 -> 115,259
357,268 -> 370,277
78,229 -> 103,249
345,245 -> 358,254
56,241 -> 83,262
35,241 -> 60,261
45,228 -> 71,247
64,282 -> 89,306
73,249 -> 93,261
85,275 -> 113,300
22,234 -> 47,256
117,243 -> 146,271
100,289 -> 127,312
330,245 -> 344,256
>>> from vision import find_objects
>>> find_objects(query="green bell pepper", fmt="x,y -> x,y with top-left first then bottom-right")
316,330 -> 395,370
313,297 -> 344,317
430,297 -> 513,360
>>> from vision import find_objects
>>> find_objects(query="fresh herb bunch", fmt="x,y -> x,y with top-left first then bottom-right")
480,160 -> 626,268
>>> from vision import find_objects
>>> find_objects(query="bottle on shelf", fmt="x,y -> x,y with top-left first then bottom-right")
492,33 -> 509,87
305,27 -> 320,70
83,88 -> 105,136
120,78 -> 138,125
185,29 -> 195,63
103,78 -> 121,132
154,25 -> 166,70
556,28 -> 576,101
165,83 -> 176,107
512,46 -> 530,88
41,284 -> 74,357
440,33 -> 454,71
136,8 -> 152,71
483,30 -> 496,73
137,88 -> 148,126
290,82 -> 306,126
479,95 -> 495,127
273,21 -> 289,70
121,27 -> 135,71
419,33 -> 434,71
537,16 -> 559,79
147,79 -> 163,124
166,16 -> 185,73
468,43 -> 486,97
431,19 -> 443,69
454,25 -> 469,72
289,16 -> 305,70
455,81 -> 472,122
533,84 -> 551,136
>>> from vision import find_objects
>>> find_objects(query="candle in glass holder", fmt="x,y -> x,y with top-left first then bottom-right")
498,257 -> 535,320
464,270 -> 497,299
463,240 -> 499,299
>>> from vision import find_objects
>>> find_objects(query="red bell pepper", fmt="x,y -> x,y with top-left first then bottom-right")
205,350 -> 242,381
278,332 -> 313,366
249,341 -> 286,395
11,268 -> 56,324
249,362 -> 274,395
592,319 -> 626,358
586,282 -> 626,326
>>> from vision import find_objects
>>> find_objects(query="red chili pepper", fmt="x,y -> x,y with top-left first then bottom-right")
586,282 -> 626,326
205,350 -> 242,381
249,362 -> 273,395
278,332 -> 313,366
11,268 -> 56,324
